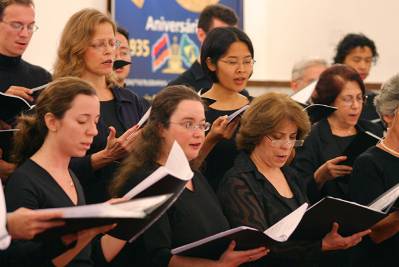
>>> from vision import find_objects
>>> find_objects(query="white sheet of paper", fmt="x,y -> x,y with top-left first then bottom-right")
290,80 -> 317,105
137,107 -> 151,128
264,203 -> 308,241
369,183 -> 399,212
123,141 -> 193,199
227,105 -> 250,123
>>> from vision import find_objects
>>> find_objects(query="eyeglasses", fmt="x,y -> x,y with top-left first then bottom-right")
171,121 -> 211,132
89,38 -> 120,51
265,136 -> 304,148
340,95 -> 367,107
219,58 -> 255,69
1,20 -> 38,33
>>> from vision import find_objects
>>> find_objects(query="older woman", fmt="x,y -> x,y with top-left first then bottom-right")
349,74 -> 399,266
53,9 -> 149,203
292,64 -> 383,202
218,92 -> 370,266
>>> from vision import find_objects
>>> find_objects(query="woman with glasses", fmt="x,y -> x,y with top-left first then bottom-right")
218,92 -> 370,266
109,85 -> 268,267
199,26 -> 255,192
349,73 -> 399,266
53,9 -> 149,204
292,64 -> 383,203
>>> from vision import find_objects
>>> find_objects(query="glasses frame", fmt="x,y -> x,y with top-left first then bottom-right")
219,58 -> 256,69
265,135 -> 304,148
339,95 -> 368,107
170,121 -> 211,132
1,20 -> 38,33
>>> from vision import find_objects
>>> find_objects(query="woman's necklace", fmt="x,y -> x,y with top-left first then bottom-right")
379,139 -> 399,157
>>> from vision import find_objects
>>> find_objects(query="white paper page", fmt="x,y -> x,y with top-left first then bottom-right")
264,203 -> 308,242
123,167 -> 169,199
290,80 -> 317,105
38,195 -> 171,219
369,183 -> 399,212
171,226 -> 257,254
0,183 -> 11,250
227,105 -> 249,123
137,107 -> 151,127
31,83 -> 48,93
163,141 -> 194,181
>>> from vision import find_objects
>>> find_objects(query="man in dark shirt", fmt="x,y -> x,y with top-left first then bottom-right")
0,0 -> 51,179
168,4 -> 238,93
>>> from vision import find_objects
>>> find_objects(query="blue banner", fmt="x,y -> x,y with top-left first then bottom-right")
113,0 -> 243,98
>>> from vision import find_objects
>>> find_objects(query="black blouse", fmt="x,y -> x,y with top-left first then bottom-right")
115,168 -> 230,267
202,97 -> 252,192
3,159 -> 107,267
218,152 -> 322,266
292,118 -> 383,203
349,146 -> 399,266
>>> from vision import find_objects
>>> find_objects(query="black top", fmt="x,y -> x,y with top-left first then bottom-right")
69,87 -> 150,204
202,98 -> 248,192
168,61 -> 212,93
3,159 -> 107,267
360,90 -> 385,132
218,152 -> 322,266
292,118 -> 383,203
0,54 -> 51,93
349,146 -> 399,266
114,168 -> 230,267
100,100 -> 125,137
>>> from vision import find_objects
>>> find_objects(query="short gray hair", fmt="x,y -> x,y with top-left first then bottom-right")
374,73 -> 399,116
291,58 -> 328,81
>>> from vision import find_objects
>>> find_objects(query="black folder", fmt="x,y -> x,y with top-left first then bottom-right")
340,131 -> 381,166
291,197 -> 386,240
0,92 -> 34,122
303,104 -> 337,124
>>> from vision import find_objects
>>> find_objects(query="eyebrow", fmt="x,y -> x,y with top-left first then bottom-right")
180,117 -> 206,121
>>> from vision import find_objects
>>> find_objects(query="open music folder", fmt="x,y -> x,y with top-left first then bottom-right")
109,141 -> 194,242
292,182 -> 399,240
36,194 -> 171,239
172,182 -> 399,259
171,203 -> 308,259
0,84 -> 47,121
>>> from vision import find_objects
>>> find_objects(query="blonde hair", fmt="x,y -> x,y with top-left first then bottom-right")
53,8 -> 116,85
237,92 -> 311,153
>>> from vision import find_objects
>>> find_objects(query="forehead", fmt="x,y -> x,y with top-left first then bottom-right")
170,100 -> 205,120
92,22 -> 115,39
347,46 -> 373,58
209,17 -> 230,30
3,4 -> 35,22
223,41 -> 251,57
273,118 -> 298,134
116,32 -> 129,45
339,81 -> 362,95
303,65 -> 327,79
66,94 -> 100,115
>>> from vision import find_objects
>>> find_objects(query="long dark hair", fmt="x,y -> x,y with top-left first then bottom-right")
109,85 -> 202,196
12,77 -> 97,165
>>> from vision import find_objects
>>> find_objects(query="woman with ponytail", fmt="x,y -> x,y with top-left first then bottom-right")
5,77 -> 126,267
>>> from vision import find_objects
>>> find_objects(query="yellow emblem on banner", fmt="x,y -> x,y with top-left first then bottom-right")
162,36 -> 186,74
131,0 -> 145,9
176,0 -> 219,13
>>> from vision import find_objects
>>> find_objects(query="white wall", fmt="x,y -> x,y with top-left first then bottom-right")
244,0 -> 399,83
24,0 -> 399,84
23,0 -> 107,72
